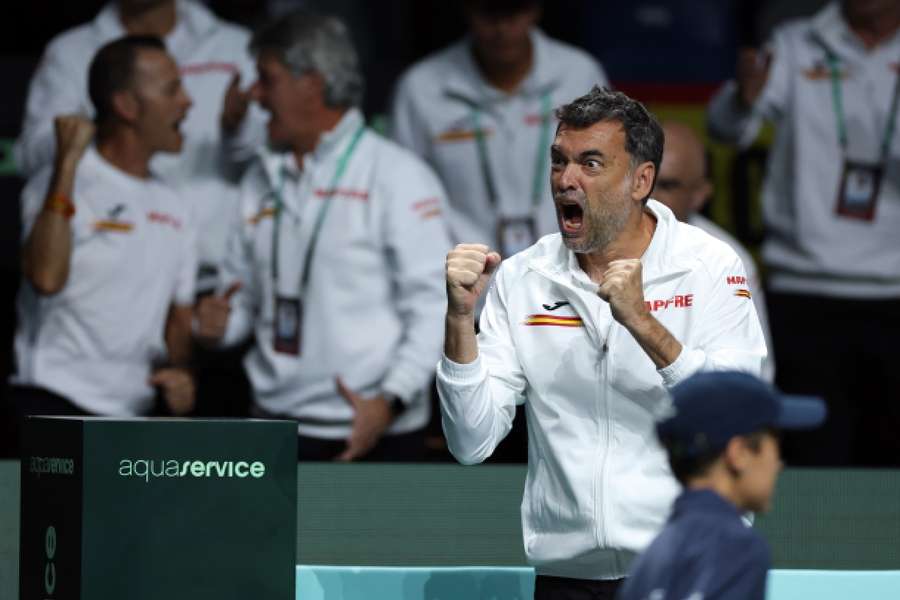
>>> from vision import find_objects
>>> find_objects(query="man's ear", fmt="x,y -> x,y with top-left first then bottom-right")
632,161 -> 656,202
111,89 -> 140,124
723,436 -> 752,476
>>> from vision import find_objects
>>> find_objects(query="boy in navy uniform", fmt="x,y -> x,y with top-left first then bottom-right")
617,371 -> 826,600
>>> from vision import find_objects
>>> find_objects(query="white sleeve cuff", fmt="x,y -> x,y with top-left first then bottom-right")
438,354 -> 487,384
657,347 -> 705,388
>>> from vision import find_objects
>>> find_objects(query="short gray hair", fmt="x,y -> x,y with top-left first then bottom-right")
250,10 -> 363,109
556,86 -> 664,200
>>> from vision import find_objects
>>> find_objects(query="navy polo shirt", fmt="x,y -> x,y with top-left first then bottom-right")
617,489 -> 770,600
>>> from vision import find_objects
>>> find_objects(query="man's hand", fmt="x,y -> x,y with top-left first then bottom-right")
221,72 -> 252,133
149,367 -> 195,415
446,244 -> 502,318
335,377 -> 394,462
598,259 -> 649,328
195,282 -> 241,343
599,259 -> 683,369
54,115 -> 95,168
736,47 -> 771,109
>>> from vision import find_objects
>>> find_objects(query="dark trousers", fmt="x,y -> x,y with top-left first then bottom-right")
297,428 -> 426,462
769,292 -> 900,466
1,385 -> 91,458
534,575 -> 623,600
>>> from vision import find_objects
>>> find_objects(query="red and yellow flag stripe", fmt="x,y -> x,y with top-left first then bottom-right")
734,288 -> 752,299
93,220 -> 134,232
523,314 -> 583,327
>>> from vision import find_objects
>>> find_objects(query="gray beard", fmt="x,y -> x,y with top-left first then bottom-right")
562,191 -> 632,254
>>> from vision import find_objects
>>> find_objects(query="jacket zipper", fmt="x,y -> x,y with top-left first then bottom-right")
595,326 -> 614,549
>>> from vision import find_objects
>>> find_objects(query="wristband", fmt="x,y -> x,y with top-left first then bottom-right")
46,195 -> 76,220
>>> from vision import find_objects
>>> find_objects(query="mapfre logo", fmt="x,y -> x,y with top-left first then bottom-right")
118,458 -> 266,483
645,294 -> 694,312
726,275 -> 746,285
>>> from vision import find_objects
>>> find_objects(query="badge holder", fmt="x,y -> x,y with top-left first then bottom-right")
835,160 -> 883,221
497,216 -> 537,258
273,296 -> 302,355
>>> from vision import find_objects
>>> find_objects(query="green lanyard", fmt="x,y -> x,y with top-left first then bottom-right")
821,45 -> 900,160
470,90 -> 553,210
271,124 -> 366,294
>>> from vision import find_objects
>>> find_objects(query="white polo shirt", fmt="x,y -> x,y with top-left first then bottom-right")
14,0 -> 266,286
13,147 -> 197,416
707,2 -> 900,298
391,29 -> 608,254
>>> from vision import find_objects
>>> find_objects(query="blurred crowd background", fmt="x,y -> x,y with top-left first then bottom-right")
1,0 -> 897,467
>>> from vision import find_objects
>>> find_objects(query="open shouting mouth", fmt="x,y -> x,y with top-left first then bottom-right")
556,196 -> 585,236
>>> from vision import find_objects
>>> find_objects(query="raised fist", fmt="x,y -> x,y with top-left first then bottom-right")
445,244 -> 501,318
53,115 -> 95,165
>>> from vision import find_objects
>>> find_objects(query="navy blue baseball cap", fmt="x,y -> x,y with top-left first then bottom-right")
657,370 -> 827,457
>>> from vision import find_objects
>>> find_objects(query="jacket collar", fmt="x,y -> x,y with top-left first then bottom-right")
258,108 -> 365,189
672,489 -> 743,522
810,1 -> 900,56
93,0 -> 217,43
526,199 -> 695,291
442,28 -> 560,107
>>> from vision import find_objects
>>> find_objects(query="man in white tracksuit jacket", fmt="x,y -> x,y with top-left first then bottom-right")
196,11 -> 452,461
438,88 -> 766,598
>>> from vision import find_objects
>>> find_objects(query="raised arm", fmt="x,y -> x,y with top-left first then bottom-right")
22,116 -> 94,295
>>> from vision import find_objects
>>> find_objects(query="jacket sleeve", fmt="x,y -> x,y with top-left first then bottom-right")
377,157 -> 452,403
706,26 -> 793,148
217,175 -> 260,347
14,40 -> 93,177
657,251 -> 768,388
436,266 -> 526,465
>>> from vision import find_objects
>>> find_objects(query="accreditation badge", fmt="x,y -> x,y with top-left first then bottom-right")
835,160 -> 883,221
273,296 -> 302,355
497,216 -> 537,258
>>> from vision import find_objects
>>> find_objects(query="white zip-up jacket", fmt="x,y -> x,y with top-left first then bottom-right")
220,109 -> 452,439
437,200 -> 766,580
14,0 -> 266,279
707,2 -> 900,299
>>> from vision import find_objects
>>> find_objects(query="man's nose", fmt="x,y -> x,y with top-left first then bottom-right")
557,163 -> 579,191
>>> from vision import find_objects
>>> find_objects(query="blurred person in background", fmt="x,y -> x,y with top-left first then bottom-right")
391,0 -> 608,259
654,120 -> 773,382
707,0 -> 900,466
2,37 -> 197,458
195,11 -> 452,461
15,0 -> 266,295
438,88 -> 766,598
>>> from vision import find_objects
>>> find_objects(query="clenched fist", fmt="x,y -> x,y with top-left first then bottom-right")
597,259 -> 648,327
54,115 -> 95,166
446,244 -> 501,318
195,281 -> 241,343
221,72 -> 252,132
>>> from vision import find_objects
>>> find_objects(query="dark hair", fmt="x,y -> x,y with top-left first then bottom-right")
250,10 -> 363,108
463,0 -> 540,16
662,429 -> 772,486
555,86 -> 664,201
88,35 -> 166,126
